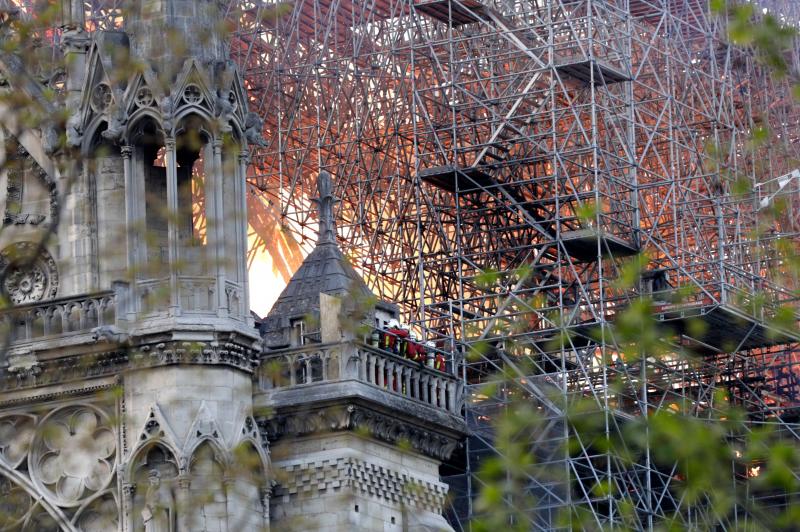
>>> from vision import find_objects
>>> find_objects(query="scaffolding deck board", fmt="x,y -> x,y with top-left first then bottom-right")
656,305 -> 799,352
414,0 -> 491,26
555,59 -> 631,86
418,165 -> 496,193
559,228 -> 639,262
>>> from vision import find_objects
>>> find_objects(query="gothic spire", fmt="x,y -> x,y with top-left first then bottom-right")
315,170 -> 337,245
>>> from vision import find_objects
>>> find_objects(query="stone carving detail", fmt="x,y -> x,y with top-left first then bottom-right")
159,95 -> 176,134
122,406 -> 269,532
29,405 -> 116,505
186,401 -> 222,442
349,408 -> 460,460
244,112 -> 267,147
215,90 -> 235,133
133,340 -> 257,370
91,325 -> 129,345
137,406 -> 176,446
0,242 -> 59,305
142,470 -> 174,532
66,111 -> 83,148
261,405 -> 460,461
225,284 -> 241,316
129,445 -> 179,532
90,82 -> 112,113
4,150 -> 25,222
3,143 -> 57,227
101,94 -> 128,143
274,456 -> 448,513
135,86 -> 155,108
182,84 -> 203,105
262,405 -> 353,441
0,414 -> 34,467
0,404 -> 118,530
0,335 -> 259,394
242,415 -> 258,439
0,351 -> 126,394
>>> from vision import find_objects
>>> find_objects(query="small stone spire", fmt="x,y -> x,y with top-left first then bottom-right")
315,171 -> 337,245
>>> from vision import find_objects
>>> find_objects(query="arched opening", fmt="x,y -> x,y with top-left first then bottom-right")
131,444 -> 178,532
188,442 -> 226,531
309,354 -> 324,382
132,118 -> 168,280
221,147 -> 241,283
228,441 -> 267,530
175,116 -> 210,276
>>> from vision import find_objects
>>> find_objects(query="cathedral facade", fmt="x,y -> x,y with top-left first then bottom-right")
0,1 -> 464,530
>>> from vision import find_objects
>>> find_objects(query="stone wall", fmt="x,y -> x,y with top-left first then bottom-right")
270,432 -> 452,532
121,365 -> 269,532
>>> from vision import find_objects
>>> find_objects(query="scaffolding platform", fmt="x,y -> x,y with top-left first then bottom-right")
414,0 -> 491,26
559,228 -> 639,262
656,304 -> 799,352
555,59 -> 630,86
418,165 -> 496,193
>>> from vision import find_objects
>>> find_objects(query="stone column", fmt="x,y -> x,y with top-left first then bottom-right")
59,26 -> 89,107
176,474 -> 191,532
122,483 -> 135,532
164,137 -> 180,316
121,145 -> 138,320
222,476 -> 234,532
260,485 -> 272,530
238,150 -> 251,324
212,139 -> 226,317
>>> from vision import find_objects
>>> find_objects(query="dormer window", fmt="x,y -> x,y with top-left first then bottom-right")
290,318 -> 305,347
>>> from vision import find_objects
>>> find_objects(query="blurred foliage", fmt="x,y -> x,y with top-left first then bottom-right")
470,2 -> 800,530
0,0 -> 799,531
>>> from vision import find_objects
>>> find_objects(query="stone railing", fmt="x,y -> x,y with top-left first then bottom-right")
260,342 -> 462,415
178,276 -> 216,313
134,277 -> 247,320
0,290 -> 117,345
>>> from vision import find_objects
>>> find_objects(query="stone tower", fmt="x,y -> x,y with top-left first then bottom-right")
0,1 -> 269,530
0,1 -> 464,530
257,171 -> 465,531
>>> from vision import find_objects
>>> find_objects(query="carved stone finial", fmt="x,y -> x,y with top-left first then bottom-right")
244,112 -> 266,147
315,171 -> 337,245
66,111 -> 83,149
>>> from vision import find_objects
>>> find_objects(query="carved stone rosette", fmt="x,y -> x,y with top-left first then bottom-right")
0,242 -> 59,305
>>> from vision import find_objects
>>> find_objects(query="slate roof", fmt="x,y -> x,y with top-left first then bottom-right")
269,240 -> 371,312
260,171 -> 377,346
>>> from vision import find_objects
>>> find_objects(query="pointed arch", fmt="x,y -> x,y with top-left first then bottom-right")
186,441 -> 228,531
70,489 -> 119,531
226,439 -> 269,530
128,442 -> 180,484
128,443 -> 179,532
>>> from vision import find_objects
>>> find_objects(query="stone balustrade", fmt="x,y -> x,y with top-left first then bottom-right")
260,342 -> 462,415
135,277 -> 247,319
0,290 -> 117,345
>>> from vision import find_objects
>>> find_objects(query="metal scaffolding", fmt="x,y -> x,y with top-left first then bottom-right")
14,0 -> 800,528
228,1 -> 800,528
